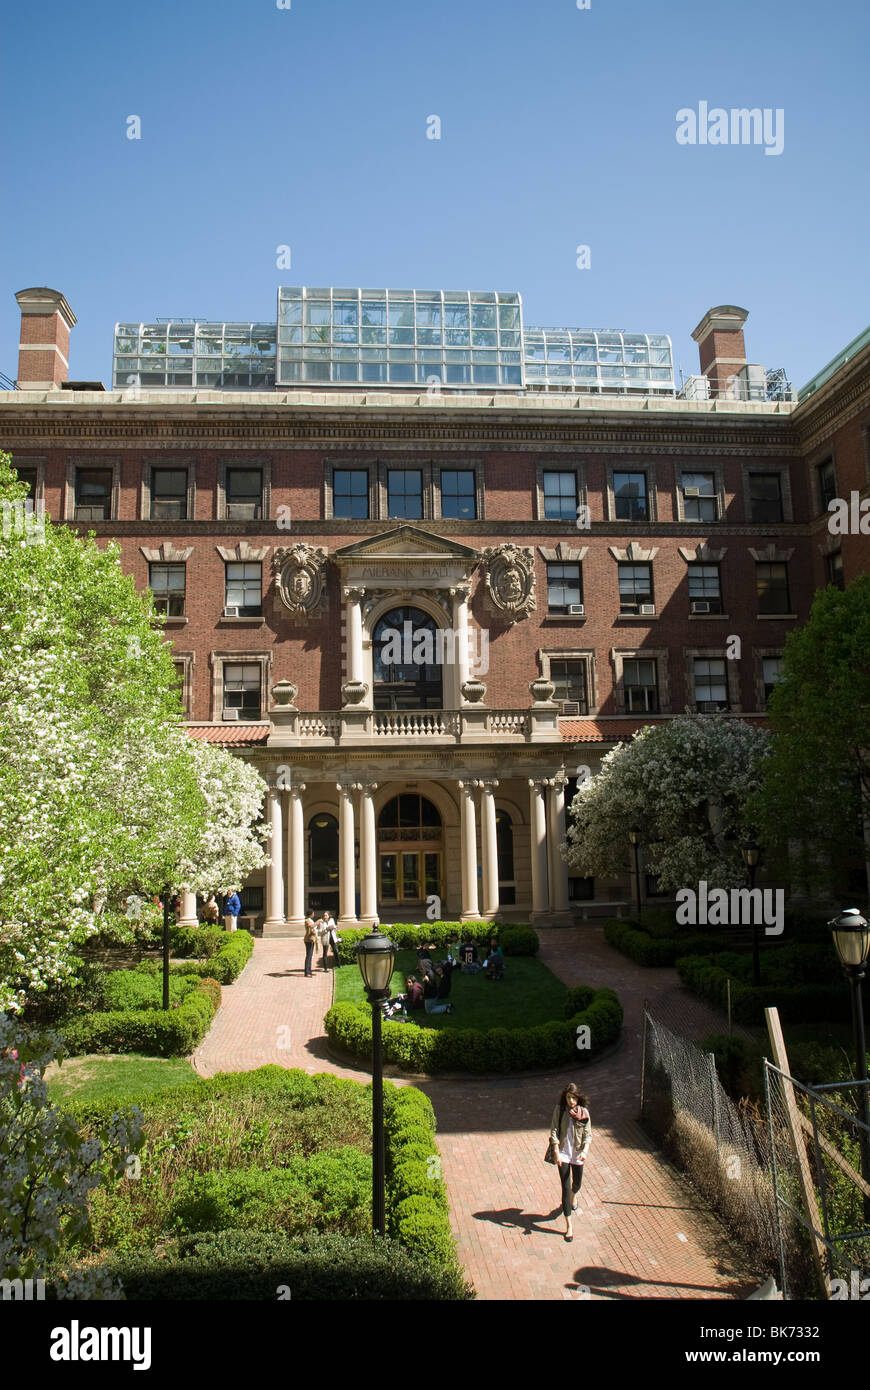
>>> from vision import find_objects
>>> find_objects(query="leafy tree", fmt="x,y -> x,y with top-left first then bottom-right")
0,453 -> 267,1012
565,715 -> 770,892
751,575 -> 870,900
0,1016 -> 140,1297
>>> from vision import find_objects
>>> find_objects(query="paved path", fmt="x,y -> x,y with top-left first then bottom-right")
193,927 -> 762,1301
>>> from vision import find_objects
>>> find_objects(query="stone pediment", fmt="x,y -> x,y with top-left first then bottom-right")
333,526 -> 479,564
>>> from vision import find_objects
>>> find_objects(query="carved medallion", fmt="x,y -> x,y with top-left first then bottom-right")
480,543 -> 535,625
273,543 -> 329,620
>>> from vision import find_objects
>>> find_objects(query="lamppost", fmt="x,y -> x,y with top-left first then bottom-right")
162,884 -> 172,1011
628,826 -> 642,922
740,842 -> 762,986
828,908 -> 870,1222
354,925 -> 398,1237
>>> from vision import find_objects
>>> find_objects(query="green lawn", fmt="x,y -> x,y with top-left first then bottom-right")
45,1054 -> 199,1105
334,951 -> 567,1030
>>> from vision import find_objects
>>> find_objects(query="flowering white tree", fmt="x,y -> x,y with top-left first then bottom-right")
0,453 -> 267,1012
565,715 -> 771,891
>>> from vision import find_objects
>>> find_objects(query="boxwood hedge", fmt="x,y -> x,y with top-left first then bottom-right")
326,984 -> 622,1073
336,921 -> 538,964
59,977 -> 220,1057
604,918 -> 721,967
676,953 -> 847,1026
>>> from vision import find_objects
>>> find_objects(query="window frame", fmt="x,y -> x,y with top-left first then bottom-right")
437,467 -> 478,521
546,561 -> 583,612
611,468 -> 650,522
756,560 -> 791,616
149,561 -> 187,617
745,468 -> 786,524
621,656 -> 660,712
212,651 -> 272,723
687,562 -> 723,614
66,458 -> 121,522
611,648 -> 670,714
224,560 -> 263,617
617,561 -> 654,614
535,461 -> 587,524
216,457 -> 271,522
676,466 -> 724,523
332,467 -> 371,520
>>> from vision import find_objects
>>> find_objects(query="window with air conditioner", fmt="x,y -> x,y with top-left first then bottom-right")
550,659 -> 588,714
688,563 -> 722,614
150,562 -> 186,617
618,562 -> 653,614
694,658 -> 729,711
623,658 -> 658,712
226,468 -> 263,520
151,468 -> 188,520
681,471 -> 718,522
75,468 -> 112,520
225,562 -> 262,617
223,662 -> 262,721
547,562 -> 582,612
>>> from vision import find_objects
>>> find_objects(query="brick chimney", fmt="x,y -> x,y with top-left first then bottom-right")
15,287 -> 77,389
691,305 -> 749,398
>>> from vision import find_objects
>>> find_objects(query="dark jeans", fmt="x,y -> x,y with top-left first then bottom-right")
558,1161 -> 584,1218
304,941 -> 315,976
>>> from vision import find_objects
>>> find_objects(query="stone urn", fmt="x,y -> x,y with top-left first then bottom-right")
271,680 -> 299,707
461,677 -> 487,704
529,678 -> 556,704
342,678 -> 369,706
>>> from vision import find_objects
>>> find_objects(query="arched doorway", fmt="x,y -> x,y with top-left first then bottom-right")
377,793 -> 442,909
372,606 -> 443,710
308,812 -> 339,917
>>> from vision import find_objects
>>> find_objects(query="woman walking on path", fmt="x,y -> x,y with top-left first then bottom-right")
548,1083 -> 592,1243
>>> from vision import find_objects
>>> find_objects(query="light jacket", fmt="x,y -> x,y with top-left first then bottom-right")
549,1102 -> 592,1161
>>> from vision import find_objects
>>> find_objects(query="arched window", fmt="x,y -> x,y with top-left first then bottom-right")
308,813 -> 339,887
496,810 -> 516,906
372,606 -> 443,710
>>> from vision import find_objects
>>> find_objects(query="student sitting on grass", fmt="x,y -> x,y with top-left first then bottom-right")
483,939 -> 505,980
459,935 -> 482,974
423,969 -> 454,1014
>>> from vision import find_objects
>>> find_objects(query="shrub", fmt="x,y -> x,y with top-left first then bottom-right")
605,918 -> 719,967
326,985 -> 622,1074
677,954 -> 848,1027
169,925 -> 225,959
140,930 -> 253,985
392,1196 -> 458,1266
336,921 -> 538,964
102,970 -> 199,1012
105,1228 -> 472,1300
59,978 -> 218,1057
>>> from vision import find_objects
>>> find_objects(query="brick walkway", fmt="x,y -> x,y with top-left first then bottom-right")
192,927 -> 762,1301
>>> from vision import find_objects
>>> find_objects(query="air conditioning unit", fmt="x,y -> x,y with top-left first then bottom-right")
223,606 -> 240,617
223,708 -> 240,721
684,486 -> 700,498
691,600 -> 710,614
559,701 -> 581,716
697,700 -> 726,713
568,603 -> 585,615
639,603 -> 656,615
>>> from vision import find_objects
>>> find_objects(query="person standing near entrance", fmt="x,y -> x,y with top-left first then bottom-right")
548,1083 -> 592,1243
320,909 -> 341,970
303,910 -> 319,977
223,889 -> 241,932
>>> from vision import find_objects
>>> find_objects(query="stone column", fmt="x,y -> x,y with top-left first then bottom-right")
450,585 -> 470,704
264,785 -> 286,933
359,782 -> 378,926
177,890 -> 198,928
480,779 -> 500,919
547,774 -> 571,919
528,779 -> 549,919
337,782 -> 358,927
458,780 -> 480,920
285,782 -> 306,931
344,586 -> 364,684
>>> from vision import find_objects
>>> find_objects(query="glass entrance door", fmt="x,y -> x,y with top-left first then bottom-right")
379,851 -> 441,904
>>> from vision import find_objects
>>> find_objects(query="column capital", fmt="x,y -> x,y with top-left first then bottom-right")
359,781 -> 379,794
528,777 -> 547,790
288,781 -> 306,796
449,584 -> 471,601
343,585 -> 366,602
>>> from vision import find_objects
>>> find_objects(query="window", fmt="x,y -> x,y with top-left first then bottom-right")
225,562 -> 262,617
748,473 -> 783,524
75,468 -> 112,520
623,658 -> 658,712
756,562 -> 790,615
826,550 -> 844,590
150,563 -> 186,616
694,658 -> 729,711
569,876 -> 595,901
15,468 -> 37,500
550,659 -> 588,712
613,471 -> 648,521
645,874 -> 669,898
495,811 -> 516,905
547,562 -> 582,611
387,469 -> 423,519
681,471 -> 718,522
542,471 -> 577,521
226,468 -> 263,520
242,886 -> 264,913
222,662 -> 262,720
618,562 -> 653,614
440,470 -> 476,520
151,468 -> 188,520
333,469 -> 369,520
687,563 -> 722,614
762,657 -> 784,705
817,458 -> 837,511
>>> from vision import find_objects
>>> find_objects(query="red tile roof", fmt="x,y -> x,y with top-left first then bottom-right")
186,724 -> 270,746
559,716 -> 769,742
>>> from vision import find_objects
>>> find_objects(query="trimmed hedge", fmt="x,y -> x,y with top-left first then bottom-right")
106,1228 -> 472,1300
383,1084 -> 465,1277
336,921 -> 538,965
59,977 -> 219,1057
326,984 -> 622,1074
168,924 -> 226,958
102,969 -> 200,1012
677,953 -> 847,1027
136,929 -> 253,985
604,918 -> 721,967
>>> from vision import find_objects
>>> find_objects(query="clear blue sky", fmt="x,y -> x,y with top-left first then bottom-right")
2,0 -> 868,390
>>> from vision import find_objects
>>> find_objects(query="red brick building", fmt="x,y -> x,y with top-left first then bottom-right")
2,287 -> 868,931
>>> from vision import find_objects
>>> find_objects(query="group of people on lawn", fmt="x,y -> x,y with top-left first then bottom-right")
382,935 -> 505,1021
